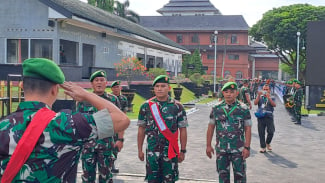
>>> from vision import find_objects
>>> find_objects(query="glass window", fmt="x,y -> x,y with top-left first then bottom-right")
192,33 -> 199,43
6,39 -> 28,64
228,54 -> 239,60
31,39 -> 53,59
207,53 -> 217,60
177,34 -> 183,43
231,34 -> 237,44
210,34 -> 218,44
59,39 -> 79,65
224,71 -> 231,77
236,71 -> 243,79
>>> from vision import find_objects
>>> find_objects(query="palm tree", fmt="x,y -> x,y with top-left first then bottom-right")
114,0 -> 140,23
88,0 -> 115,13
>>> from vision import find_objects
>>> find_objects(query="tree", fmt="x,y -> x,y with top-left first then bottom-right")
114,0 -> 140,23
88,0 -> 139,23
88,0 -> 114,13
249,4 -> 325,81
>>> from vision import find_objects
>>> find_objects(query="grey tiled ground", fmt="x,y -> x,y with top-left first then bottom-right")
77,96 -> 325,182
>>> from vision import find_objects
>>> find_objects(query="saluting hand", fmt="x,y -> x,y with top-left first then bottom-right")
60,82 -> 89,102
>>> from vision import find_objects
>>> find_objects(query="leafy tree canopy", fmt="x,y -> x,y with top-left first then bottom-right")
249,4 -> 325,81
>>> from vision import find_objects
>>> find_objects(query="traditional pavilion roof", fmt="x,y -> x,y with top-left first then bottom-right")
157,0 -> 221,15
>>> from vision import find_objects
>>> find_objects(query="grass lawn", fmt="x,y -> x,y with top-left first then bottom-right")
301,106 -> 324,115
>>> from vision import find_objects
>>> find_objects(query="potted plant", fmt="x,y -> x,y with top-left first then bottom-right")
189,73 -> 204,98
173,73 -> 186,101
114,57 -> 147,110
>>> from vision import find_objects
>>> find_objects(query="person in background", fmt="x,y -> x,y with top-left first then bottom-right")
0,58 -> 129,182
239,79 -> 252,109
254,84 -> 276,153
77,70 -> 124,183
206,82 -> 252,183
292,80 -> 303,125
137,75 -> 188,183
110,80 -> 128,173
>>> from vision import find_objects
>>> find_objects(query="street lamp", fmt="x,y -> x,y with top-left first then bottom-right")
213,30 -> 218,93
296,31 -> 300,80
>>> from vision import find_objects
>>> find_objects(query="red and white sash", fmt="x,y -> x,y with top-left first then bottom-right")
148,97 -> 179,159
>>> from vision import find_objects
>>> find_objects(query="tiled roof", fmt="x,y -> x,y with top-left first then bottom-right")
139,15 -> 249,31
39,0 -> 188,52
157,0 -> 221,14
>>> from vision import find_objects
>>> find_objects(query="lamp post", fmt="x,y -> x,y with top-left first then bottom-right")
296,31 -> 300,80
213,30 -> 218,93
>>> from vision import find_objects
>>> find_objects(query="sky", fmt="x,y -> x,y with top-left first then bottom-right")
80,0 -> 325,26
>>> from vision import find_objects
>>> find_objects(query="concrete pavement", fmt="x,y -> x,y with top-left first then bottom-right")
77,95 -> 325,182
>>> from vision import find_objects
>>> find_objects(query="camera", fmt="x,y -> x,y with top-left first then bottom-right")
262,91 -> 267,95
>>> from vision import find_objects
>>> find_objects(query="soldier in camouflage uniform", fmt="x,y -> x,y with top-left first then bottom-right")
137,75 -> 188,183
292,80 -> 303,125
0,58 -> 129,182
206,82 -> 252,183
110,80 -> 129,173
238,79 -> 252,109
77,70 -> 122,183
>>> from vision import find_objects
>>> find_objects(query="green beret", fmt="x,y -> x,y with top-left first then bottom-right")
22,58 -> 65,84
111,80 -> 121,87
152,75 -> 169,86
294,80 -> 301,85
221,82 -> 237,91
90,70 -> 106,82
287,80 -> 293,84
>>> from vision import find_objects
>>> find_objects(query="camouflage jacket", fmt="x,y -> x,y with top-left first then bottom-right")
0,101 -> 100,182
137,97 -> 188,153
209,100 -> 252,153
239,86 -> 250,105
294,88 -> 303,107
114,93 -> 128,113
77,92 -> 120,152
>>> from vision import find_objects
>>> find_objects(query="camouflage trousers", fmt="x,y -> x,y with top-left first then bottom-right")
145,150 -> 179,183
81,142 -> 115,183
294,105 -> 301,122
216,152 -> 247,183
113,133 -> 119,160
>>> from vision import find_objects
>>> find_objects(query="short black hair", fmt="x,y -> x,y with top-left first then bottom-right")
23,77 -> 55,95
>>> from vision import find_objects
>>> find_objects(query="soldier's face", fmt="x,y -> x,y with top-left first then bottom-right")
222,89 -> 238,103
111,85 -> 121,95
154,83 -> 170,98
92,77 -> 107,94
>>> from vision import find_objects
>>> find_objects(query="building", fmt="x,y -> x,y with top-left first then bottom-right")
0,0 -> 189,81
140,0 -> 280,80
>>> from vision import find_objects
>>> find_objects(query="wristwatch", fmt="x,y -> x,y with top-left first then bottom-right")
117,138 -> 124,142
180,149 -> 187,154
244,146 -> 250,151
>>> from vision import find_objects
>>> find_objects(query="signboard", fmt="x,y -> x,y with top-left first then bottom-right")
187,64 -> 194,69
202,66 -> 208,70
306,86 -> 325,110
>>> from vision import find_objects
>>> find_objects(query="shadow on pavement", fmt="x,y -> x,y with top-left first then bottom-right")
263,152 -> 298,168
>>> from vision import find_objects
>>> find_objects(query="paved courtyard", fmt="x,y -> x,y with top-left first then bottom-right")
77,95 -> 325,183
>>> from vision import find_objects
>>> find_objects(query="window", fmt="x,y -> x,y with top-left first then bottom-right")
224,71 -> 231,77
6,39 -> 28,64
59,39 -> 79,65
207,53 -> 217,60
210,34 -> 218,44
31,39 -> 53,59
236,71 -> 243,79
228,54 -> 239,60
231,34 -> 238,44
177,34 -> 183,43
6,39 -> 52,64
192,33 -> 199,43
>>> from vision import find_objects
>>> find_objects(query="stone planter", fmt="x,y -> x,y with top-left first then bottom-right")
173,87 -> 183,101
121,89 -> 136,112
